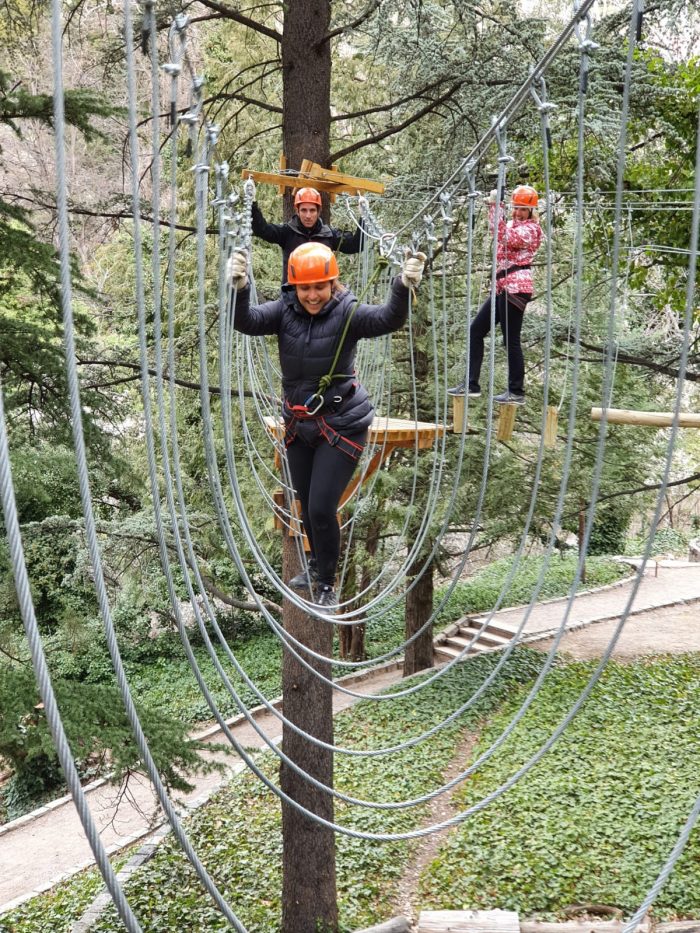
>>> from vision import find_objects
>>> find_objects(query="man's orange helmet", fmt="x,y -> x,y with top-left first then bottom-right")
287,243 -> 339,284
511,185 -> 539,208
294,187 -> 322,208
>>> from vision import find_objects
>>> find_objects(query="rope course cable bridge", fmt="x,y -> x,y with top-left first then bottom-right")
1,0 -> 698,929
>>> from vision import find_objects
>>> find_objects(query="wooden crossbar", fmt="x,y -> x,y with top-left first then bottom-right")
591,407 -> 700,428
242,159 -> 384,197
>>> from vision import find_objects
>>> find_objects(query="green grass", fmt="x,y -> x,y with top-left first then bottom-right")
0,651 -> 543,933
420,653 -> 700,919
6,649 -> 699,931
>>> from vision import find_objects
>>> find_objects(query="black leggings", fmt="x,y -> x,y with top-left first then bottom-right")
468,291 -> 529,395
285,429 -> 367,586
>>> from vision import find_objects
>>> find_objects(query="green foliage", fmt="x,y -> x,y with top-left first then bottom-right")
439,555 -> 629,617
2,651 -> 542,932
625,525 -> 691,558
6,652 -> 700,929
420,655 -> 700,918
588,499 -> 634,556
0,662 -> 216,820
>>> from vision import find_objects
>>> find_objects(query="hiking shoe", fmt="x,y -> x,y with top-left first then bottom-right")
494,391 -> 525,405
288,559 -> 318,591
315,584 -> 338,611
447,382 -> 481,398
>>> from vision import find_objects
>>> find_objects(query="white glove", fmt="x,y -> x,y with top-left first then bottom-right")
401,249 -> 427,289
486,188 -> 498,204
227,250 -> 249,290
243,176 -> 256,200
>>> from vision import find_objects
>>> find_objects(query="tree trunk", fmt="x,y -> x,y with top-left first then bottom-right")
282,0 -> 332,218
403,555 -> 435,676
338,527 -> 370,662
281,533 -> 338,933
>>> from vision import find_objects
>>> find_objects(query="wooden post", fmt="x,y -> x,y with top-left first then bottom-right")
496,403 -> 517,443
544,404 -> 558,448
452,394 -> 466,433
578,500 -> 586,584
280,532 -> 337,932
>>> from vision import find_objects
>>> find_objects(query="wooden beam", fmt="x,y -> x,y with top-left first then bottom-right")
242,163 -> 384,197
591,407 -> 700,428
303,160 -> 385,195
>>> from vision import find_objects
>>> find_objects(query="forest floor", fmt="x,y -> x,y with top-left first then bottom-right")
1,559 -> 700,915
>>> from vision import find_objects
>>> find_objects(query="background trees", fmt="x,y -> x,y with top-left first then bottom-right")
0,0 -> 698,821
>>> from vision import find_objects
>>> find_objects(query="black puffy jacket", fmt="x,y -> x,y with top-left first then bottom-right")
251,202 -> 364,284
232,278 -> 410,434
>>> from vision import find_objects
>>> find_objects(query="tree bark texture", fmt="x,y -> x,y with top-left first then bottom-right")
281,532 -> 338,932
403,554 -> 435,676
282,0 -> 332,219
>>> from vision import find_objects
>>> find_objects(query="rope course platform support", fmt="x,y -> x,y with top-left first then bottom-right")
591,407 -> 700,428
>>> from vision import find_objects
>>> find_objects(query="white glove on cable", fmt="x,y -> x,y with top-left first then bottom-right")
486,188 -> 498,204
243,176 -> 256,200
227,250 -> 249,290
401,249 -> 427,289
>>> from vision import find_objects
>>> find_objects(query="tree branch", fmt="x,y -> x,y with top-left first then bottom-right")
318,0 -> 382,45
330,79 -> 467,163
573,339 -> 700,383
188,0 -> 281,43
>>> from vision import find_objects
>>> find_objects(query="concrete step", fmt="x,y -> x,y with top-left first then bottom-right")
455,626 -> 514,648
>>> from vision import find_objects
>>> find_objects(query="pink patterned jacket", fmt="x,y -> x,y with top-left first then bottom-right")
489,203 -> 542,297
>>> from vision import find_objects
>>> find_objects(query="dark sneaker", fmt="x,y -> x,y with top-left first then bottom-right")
288,559 -> 318,591
448,382 -> 481,398
315,584 -> 338,611
494,391 -> 525,405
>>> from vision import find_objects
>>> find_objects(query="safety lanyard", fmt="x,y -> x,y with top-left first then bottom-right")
288,299 -> 360,416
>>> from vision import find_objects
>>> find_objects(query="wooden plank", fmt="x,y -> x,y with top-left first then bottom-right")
305,160 -> 385,194
591,407 -> 700,428
521,923 -> 649,933
278,154 -> 287,195
353,918 -> 411,933
241,168 -> 382,194
544,404 -> 558,447
418,908 -> 519,933
496,402 -> 517,442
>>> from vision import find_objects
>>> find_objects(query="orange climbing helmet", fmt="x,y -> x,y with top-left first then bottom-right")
287,243 -> 339,284
294,187 -> 322,208
511,185 -> 539,208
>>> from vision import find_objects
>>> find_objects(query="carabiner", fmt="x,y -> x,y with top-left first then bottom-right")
303,393 -> 325,415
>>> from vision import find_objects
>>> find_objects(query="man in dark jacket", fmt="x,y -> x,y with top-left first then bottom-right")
252,186 -> 365,284
228,242 -> 425,609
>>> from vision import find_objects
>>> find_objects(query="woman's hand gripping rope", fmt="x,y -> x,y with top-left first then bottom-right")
227,249 -> 249,290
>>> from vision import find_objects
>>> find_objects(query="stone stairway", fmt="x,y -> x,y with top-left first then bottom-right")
434,615 -> 520,663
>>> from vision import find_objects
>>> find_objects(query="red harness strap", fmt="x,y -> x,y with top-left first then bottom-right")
283,405 -> 364,462
317,417 -> 364,461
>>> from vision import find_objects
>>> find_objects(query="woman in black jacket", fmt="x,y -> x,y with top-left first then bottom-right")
251,186 -> 364,284
228,242 -> 425,609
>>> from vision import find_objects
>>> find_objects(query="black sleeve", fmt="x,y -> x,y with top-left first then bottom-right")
331,219 -> 364,255
348,277 -> 410,338
251,201 -> 287,247
230,286 -> 284,336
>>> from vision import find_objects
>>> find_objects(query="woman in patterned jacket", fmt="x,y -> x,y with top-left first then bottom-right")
448,184 -> 542,405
